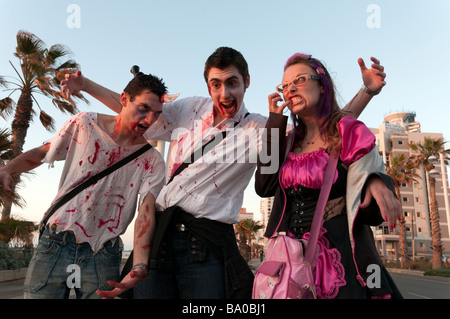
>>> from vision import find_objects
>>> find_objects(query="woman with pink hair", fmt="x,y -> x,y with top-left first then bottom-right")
255,53 -> 403,299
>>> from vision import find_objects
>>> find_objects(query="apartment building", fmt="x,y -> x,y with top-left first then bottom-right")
371,112 -> 450,261
259,197 -> 273,229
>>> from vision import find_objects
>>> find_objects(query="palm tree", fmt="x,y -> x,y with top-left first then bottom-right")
0,30 -> 88,220
235,219 -> 264,262
0,128 -> 37,247
0,216 -> 37,246
385,153 -> 420,267
409,137 -> 450,269
0,127 -> 27,210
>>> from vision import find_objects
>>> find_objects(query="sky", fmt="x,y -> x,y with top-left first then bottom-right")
1,0 -> 450,250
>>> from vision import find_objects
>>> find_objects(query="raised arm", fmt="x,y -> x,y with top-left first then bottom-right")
62,71 -> 123,114
0,143 -> 50,192
343,57 -> 386,118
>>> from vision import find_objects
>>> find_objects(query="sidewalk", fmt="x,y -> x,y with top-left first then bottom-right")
248,258 -> 262,274
0,259 -> 263,299
0,278 -> 24,299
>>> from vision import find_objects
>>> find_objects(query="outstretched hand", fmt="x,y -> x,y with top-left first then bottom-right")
61,70 -> 86,100
360,176 -> 401,229
358,57 -> 386,94
96,267 -> 147,299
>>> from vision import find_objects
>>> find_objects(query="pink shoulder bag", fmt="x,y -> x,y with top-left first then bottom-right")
253,149 -> 338,299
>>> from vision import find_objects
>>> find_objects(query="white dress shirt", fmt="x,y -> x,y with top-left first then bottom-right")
144,96 -> 268,224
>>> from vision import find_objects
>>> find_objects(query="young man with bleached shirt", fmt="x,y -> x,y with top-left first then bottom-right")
61,47 -> 390,298
0,73 -> 167,299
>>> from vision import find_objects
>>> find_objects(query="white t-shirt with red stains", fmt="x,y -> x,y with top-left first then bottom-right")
42,112 -> 165,253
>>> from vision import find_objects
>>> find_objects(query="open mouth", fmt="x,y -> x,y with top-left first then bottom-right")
137,123 -> 149,132
220,100 -> 236,110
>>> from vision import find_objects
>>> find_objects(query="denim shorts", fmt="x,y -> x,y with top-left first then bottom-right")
24,228 -> 122,299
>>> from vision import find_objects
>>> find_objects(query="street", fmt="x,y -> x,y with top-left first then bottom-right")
391,273 -> 450,299
1,268 -> 449,299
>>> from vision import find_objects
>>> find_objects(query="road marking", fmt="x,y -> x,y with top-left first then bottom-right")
408,292 -> 432,299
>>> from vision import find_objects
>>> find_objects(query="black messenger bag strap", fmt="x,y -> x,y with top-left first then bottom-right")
167,112 -> 250,185
39,143 -> 152,233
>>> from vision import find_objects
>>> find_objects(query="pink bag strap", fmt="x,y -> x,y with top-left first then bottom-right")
304,152 -> 339,264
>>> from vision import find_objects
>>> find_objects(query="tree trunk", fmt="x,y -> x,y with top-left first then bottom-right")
395,186 -> 409,267
1,88 -> 33,221
429,177 -> 443,269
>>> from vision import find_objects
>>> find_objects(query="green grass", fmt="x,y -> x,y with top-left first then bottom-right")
424,268 -> 450,277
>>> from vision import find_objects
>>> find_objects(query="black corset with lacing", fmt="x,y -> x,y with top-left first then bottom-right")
280,159 -> 348,239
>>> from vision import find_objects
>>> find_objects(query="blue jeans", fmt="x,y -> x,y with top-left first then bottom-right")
133,229 -> 225,299
24,228 -> 122,299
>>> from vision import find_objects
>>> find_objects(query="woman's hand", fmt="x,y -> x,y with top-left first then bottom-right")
358,57 -> 386,94
360,176 -> 401,229
268,92 -> 290,114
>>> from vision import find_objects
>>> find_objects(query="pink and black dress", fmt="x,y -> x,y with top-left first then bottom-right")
255,113 -> 403,299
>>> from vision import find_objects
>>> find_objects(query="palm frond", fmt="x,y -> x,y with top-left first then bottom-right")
0,128 -> 13,163
38,110 -> 56,132
0,175 -> 26,209
408,137 -> 448,171
55,59 -> 79,72
0,216 -> 37,244
0,76 -> 7,88
14,30 -> 46,60
69,91 -> 90,105
0,97 -> 16,119
33,77 -> 53,95
386,152 -> 420,188
52,98 -> 79,115
45,44 -> 71,66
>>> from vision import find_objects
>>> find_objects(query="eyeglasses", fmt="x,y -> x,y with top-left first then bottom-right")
276,74 -> 320,93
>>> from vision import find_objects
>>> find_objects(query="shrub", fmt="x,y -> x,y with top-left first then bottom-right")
0,241 -> 31,270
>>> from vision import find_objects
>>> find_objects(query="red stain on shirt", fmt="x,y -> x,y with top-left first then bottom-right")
88,141 -> 100,164
107,148 -> 121,167
75,222 -> 92,237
